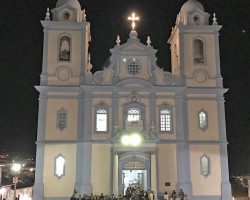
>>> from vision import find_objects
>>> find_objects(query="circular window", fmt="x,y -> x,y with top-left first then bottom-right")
63,12 -> 70,20
127,60 -> 140,75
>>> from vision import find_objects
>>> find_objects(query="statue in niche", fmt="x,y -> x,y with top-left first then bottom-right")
59,36 -> 70,61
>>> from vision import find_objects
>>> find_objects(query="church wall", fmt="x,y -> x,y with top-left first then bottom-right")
47,30 -> 82,74
45,99 -> 78,140
187,100 -> 219,140
186,77 -> 216,88
43,144 -> 76,197
157,144 -> 177,194
189,144 -> 221,196
91,144 -> 111,195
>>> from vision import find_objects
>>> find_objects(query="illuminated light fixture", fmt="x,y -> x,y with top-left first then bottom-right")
128,13 -> 139,30
121,135 -> 130,145
11,163 -> 21,172
121,133 -> 142,146
130,134 -> 142,146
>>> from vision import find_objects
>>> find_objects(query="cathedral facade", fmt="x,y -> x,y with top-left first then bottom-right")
33,0 -> 232,199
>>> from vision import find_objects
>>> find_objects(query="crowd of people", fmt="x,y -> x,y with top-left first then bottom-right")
163,189 -> 188,200
70,188 -> 188,200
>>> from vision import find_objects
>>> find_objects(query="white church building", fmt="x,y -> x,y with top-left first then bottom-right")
33,0 -> 232,199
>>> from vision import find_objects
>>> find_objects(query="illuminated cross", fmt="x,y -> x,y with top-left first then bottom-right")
128,13 -> 139,30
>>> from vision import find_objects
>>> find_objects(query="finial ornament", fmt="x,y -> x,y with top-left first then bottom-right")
88,53 -> 91,64
212,13 -> 218,25
45,7 -> 50,21
147,36 -> 151,46
86,53 -> 92,72
128,13 -> 139,30
82,9 -> 86,21
116,35 -> 121,45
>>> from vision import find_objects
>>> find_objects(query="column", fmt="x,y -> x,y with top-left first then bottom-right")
217,96 -> 232,199
113,152 -> 119,196
112,92 -> 119,137
175,95 -> 193,198
150,152 -> 157,199
75,94 -> 93,194
148,93 -> 156,132
33,93 -> 47,200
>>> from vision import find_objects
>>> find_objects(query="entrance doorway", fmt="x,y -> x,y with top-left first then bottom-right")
122,170 -> 147,195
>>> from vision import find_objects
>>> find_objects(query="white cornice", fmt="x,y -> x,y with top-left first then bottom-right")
41,20 -> 90,31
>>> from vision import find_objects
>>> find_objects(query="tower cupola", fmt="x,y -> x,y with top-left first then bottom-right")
51,0 -> 84,22
177,0 -> 209,25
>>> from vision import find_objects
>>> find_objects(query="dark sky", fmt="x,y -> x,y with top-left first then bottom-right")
0,0 -> 250,176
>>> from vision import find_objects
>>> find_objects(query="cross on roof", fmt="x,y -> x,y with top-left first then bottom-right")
128,13 -> 139,30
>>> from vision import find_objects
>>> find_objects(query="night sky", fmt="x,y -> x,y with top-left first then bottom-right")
1,0 -> 250,176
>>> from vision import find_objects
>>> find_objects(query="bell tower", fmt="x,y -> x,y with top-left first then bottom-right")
168,0 -> 222,88
40,0 -> 91,86
168,1 -> 232,199
33,1 -> 92,200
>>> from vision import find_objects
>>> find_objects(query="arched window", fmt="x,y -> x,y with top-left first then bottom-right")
57,108 -> 67,131
159,104 -> 173,134
123,99 -> 145,131
59,36 -> 71,61
198,109 -> 208,131
127,108 -> 140,122
160,109 -> 171,132
194,39 -> 205,64
96,108 -> 108,132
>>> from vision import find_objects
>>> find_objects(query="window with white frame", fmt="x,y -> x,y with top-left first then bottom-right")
160,109 -> 171,132
198,110 -> 208,131
55,154 -> 65,179
200,154 -> 210,178
57,108 -> 67,131
127,108 -> 140,122
159,105 -> 173,133
96,108 -> 108,132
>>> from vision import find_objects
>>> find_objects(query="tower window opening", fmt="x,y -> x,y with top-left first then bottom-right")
63,12 -> 70,20
59,36 -> 71,61
194,39 -> 205,64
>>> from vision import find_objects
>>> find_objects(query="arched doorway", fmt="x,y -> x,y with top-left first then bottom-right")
118,152 -> 150,195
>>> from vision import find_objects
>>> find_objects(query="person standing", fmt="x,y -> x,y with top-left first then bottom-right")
171,190 -> 176,200
178,189 -> 184,199
163,191 -> 169,200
